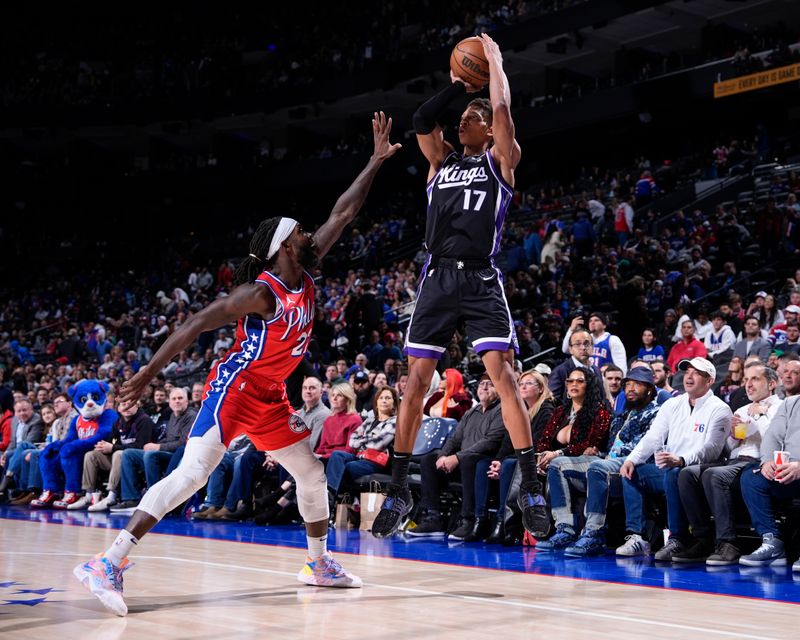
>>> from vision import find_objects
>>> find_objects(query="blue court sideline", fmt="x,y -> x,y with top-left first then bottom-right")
2,505 -> 798,604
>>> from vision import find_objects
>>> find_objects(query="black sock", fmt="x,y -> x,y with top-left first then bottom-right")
391,452 -> 412,488
515,448 -> 541,492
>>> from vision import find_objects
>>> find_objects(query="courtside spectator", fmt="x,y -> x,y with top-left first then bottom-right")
539,366 -> 658,553
617,357 -> 730,559
675,362 -> 781,565
739,395 -> 800,571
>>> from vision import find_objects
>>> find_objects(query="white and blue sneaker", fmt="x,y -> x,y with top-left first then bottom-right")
73,553 -> 133,616
565,529 -> 606,557
297,552 -> 362,588
535,524 -> 577,551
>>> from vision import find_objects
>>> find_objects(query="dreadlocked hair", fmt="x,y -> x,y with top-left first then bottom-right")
566,366 -> 609,442
234,217 -> 281,285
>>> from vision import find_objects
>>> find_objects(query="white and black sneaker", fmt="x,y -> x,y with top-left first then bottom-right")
615,534 -> 651,557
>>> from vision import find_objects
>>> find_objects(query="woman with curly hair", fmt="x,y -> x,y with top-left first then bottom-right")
534,366 -> 611,539
536,367 -> 610,464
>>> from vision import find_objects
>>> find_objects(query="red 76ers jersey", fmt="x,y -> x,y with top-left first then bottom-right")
207,270 -> 315,393
76,416 -> 100,439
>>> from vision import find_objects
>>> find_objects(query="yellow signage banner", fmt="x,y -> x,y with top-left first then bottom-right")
714,62 -> 800,98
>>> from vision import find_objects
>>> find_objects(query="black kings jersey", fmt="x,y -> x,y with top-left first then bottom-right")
425,150 -> 513,259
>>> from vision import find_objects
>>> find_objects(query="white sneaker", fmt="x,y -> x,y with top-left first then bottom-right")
67,494 -> 94,510
616,534 -> 651,557
297,552 -> 362,588
73,553 -> 132,616
89,495 -> 117,512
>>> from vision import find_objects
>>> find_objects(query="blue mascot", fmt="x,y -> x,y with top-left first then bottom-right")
31,380 -> 117,508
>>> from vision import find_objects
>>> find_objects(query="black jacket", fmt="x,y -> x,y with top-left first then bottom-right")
110,409 -> 154,452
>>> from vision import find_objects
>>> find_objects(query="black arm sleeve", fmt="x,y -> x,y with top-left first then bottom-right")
412,82 -> 467,135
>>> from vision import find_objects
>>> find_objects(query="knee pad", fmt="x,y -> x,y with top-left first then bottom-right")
137,437 -> 225,520
271,439 -> 328,523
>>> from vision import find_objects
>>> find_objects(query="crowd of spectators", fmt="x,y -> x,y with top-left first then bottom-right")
2,1 -> 570,124
2,95 -> 800,574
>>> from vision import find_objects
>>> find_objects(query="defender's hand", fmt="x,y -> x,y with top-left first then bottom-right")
371,111 -> 402,161
119,369 -> 153,405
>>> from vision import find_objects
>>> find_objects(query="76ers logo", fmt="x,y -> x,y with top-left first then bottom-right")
288,413 -> 308,434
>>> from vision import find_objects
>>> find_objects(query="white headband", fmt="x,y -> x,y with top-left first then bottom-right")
266,217 -> 299,259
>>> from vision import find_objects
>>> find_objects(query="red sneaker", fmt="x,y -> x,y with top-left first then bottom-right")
54,492 -> 81,509
30,490 -> 60,508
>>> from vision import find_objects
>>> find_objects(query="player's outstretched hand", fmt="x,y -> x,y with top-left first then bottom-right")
450,69 -> 481,93
371,111 -> 402,161
479,32 -> 503,68
119,369 -> 154,405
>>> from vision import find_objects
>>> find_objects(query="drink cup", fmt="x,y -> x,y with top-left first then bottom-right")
734,423 -> 748,440
91,491 -> 102,505
774,451 -> 791,465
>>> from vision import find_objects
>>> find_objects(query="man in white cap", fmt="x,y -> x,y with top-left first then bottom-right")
617,357 -> 730,560
769,304 -> 800,346
533,363 -> 551,377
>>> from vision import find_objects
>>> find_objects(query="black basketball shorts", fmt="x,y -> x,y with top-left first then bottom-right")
404,258 -> 518,359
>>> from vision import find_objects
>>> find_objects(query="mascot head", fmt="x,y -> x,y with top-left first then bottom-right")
68,379 -> 109,420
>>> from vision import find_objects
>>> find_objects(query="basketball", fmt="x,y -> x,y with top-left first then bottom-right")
450,37 -> 490,88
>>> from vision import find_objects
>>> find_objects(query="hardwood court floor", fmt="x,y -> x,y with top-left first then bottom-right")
0,508 -> 797,640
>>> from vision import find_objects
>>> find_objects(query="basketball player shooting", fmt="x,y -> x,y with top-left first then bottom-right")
371,34 -> 550,540
73,112 -> 401,616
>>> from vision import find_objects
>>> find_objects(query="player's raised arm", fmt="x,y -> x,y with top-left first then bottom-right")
413,73 -> 480,178
312,111 -> 401,259
479,33 -> 521,173
118,285 -> 274,404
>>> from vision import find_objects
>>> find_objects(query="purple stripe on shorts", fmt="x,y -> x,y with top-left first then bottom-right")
404,346 -> 444,360
473,340 -> 516,355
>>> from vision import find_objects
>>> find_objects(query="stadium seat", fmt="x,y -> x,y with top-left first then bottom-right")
411,417 -> 458,456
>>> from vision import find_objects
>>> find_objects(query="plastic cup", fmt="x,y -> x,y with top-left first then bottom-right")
734,423 -> 748,440
774,451 -> 791,465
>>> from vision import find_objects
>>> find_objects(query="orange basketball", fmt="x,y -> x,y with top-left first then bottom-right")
450,37 -> 490,88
